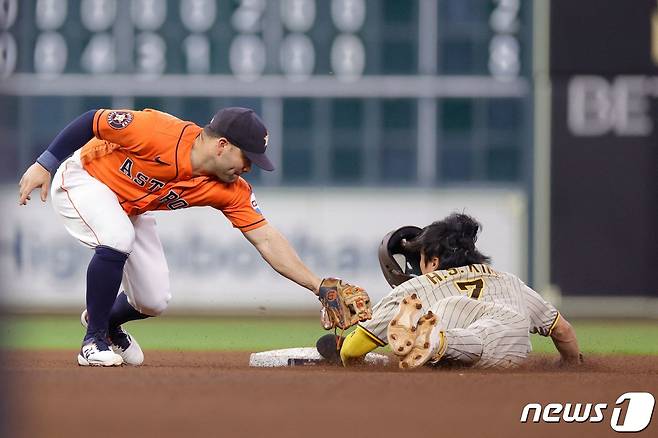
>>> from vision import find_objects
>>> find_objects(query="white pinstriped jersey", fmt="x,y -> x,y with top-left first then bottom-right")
360,264 -> 559,367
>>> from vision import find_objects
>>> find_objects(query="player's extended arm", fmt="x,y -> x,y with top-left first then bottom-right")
18,110 -> 96,205
243,223 -> 321,294
550,315 -> 583,365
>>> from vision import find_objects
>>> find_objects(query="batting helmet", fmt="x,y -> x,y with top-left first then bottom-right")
378,225 -> 423,288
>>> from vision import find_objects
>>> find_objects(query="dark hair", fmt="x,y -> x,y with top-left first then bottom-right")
203,125 -> 223,138
406,213 -> 491,270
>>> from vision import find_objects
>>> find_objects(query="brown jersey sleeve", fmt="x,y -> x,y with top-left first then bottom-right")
92,109 -> 157,152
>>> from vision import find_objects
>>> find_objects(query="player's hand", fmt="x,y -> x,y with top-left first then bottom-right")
318,278 -> 372,330
557,352 -> 584,368
18,162 -> 51,205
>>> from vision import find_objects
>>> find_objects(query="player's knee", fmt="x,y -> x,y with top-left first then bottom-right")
135,295 -> 170,316
98,227 -> 136,254
133,281 -> 171,316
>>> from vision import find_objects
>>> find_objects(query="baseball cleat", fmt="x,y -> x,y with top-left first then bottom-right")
387,293 -> 424,357
80,309 -> 144,366
77,333 -> 123,367
109,327 -> 144,366
80,309 -> 89,328
398,311 -> 446,370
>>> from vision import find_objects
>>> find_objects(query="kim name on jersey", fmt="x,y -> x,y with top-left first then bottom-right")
424,264 -> 500,285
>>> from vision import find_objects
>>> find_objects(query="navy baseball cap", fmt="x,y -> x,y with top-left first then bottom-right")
207,107 -> 274,171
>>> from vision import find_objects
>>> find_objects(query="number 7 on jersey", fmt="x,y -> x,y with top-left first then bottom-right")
454,278 -> 485,300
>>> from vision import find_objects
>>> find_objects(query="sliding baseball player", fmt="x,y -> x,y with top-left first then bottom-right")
338,213 -> 582,369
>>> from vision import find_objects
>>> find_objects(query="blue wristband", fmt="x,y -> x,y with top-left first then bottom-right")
36,150 -> 60,174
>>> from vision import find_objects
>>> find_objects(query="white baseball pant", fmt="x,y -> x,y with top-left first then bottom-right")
50,151 -> 171,316
430,296 -> 532,368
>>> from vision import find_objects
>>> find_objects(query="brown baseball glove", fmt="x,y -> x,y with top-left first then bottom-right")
318,278 -> 372,330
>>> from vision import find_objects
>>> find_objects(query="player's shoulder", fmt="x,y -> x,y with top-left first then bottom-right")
213,175 -> 254,192
236,176 -> 254,190
487,267 -> 522,282
205,177 -> 263,215
230,177 -> 259,205
97,108 -> 191,130
460,263 -> 517,279
143,108 -> 201,130
142,108 -> 178,120
391,273 -> 433,293
197,176 -> 256,204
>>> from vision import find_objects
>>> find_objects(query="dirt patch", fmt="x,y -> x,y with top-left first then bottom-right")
2,351 -> 657,438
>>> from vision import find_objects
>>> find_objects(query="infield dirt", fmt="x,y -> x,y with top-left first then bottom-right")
2,351 -> 657,438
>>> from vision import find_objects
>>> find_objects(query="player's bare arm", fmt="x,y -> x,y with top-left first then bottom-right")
550,315 -> 583,365
243,223 -> 321,294
18,162 -> 51,205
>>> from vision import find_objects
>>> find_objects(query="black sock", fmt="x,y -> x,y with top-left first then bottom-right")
85,246 -> 128,340
108,292 -> 150,331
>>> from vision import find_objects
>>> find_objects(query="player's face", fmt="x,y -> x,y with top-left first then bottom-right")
215,142 -> 252,182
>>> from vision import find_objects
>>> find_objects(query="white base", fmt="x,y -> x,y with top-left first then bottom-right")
249,347 -> 389,368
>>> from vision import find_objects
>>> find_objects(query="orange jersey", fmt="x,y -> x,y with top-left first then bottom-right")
79,109 -> 267,232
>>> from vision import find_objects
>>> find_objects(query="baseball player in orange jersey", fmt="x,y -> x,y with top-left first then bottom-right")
338,213 -> 583,369
18,107 -> 348,367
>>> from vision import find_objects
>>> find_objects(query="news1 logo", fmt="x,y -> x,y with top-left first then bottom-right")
520,392 -> 655,432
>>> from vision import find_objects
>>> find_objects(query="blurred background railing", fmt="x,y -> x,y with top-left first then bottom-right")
0,0 -> 656,317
